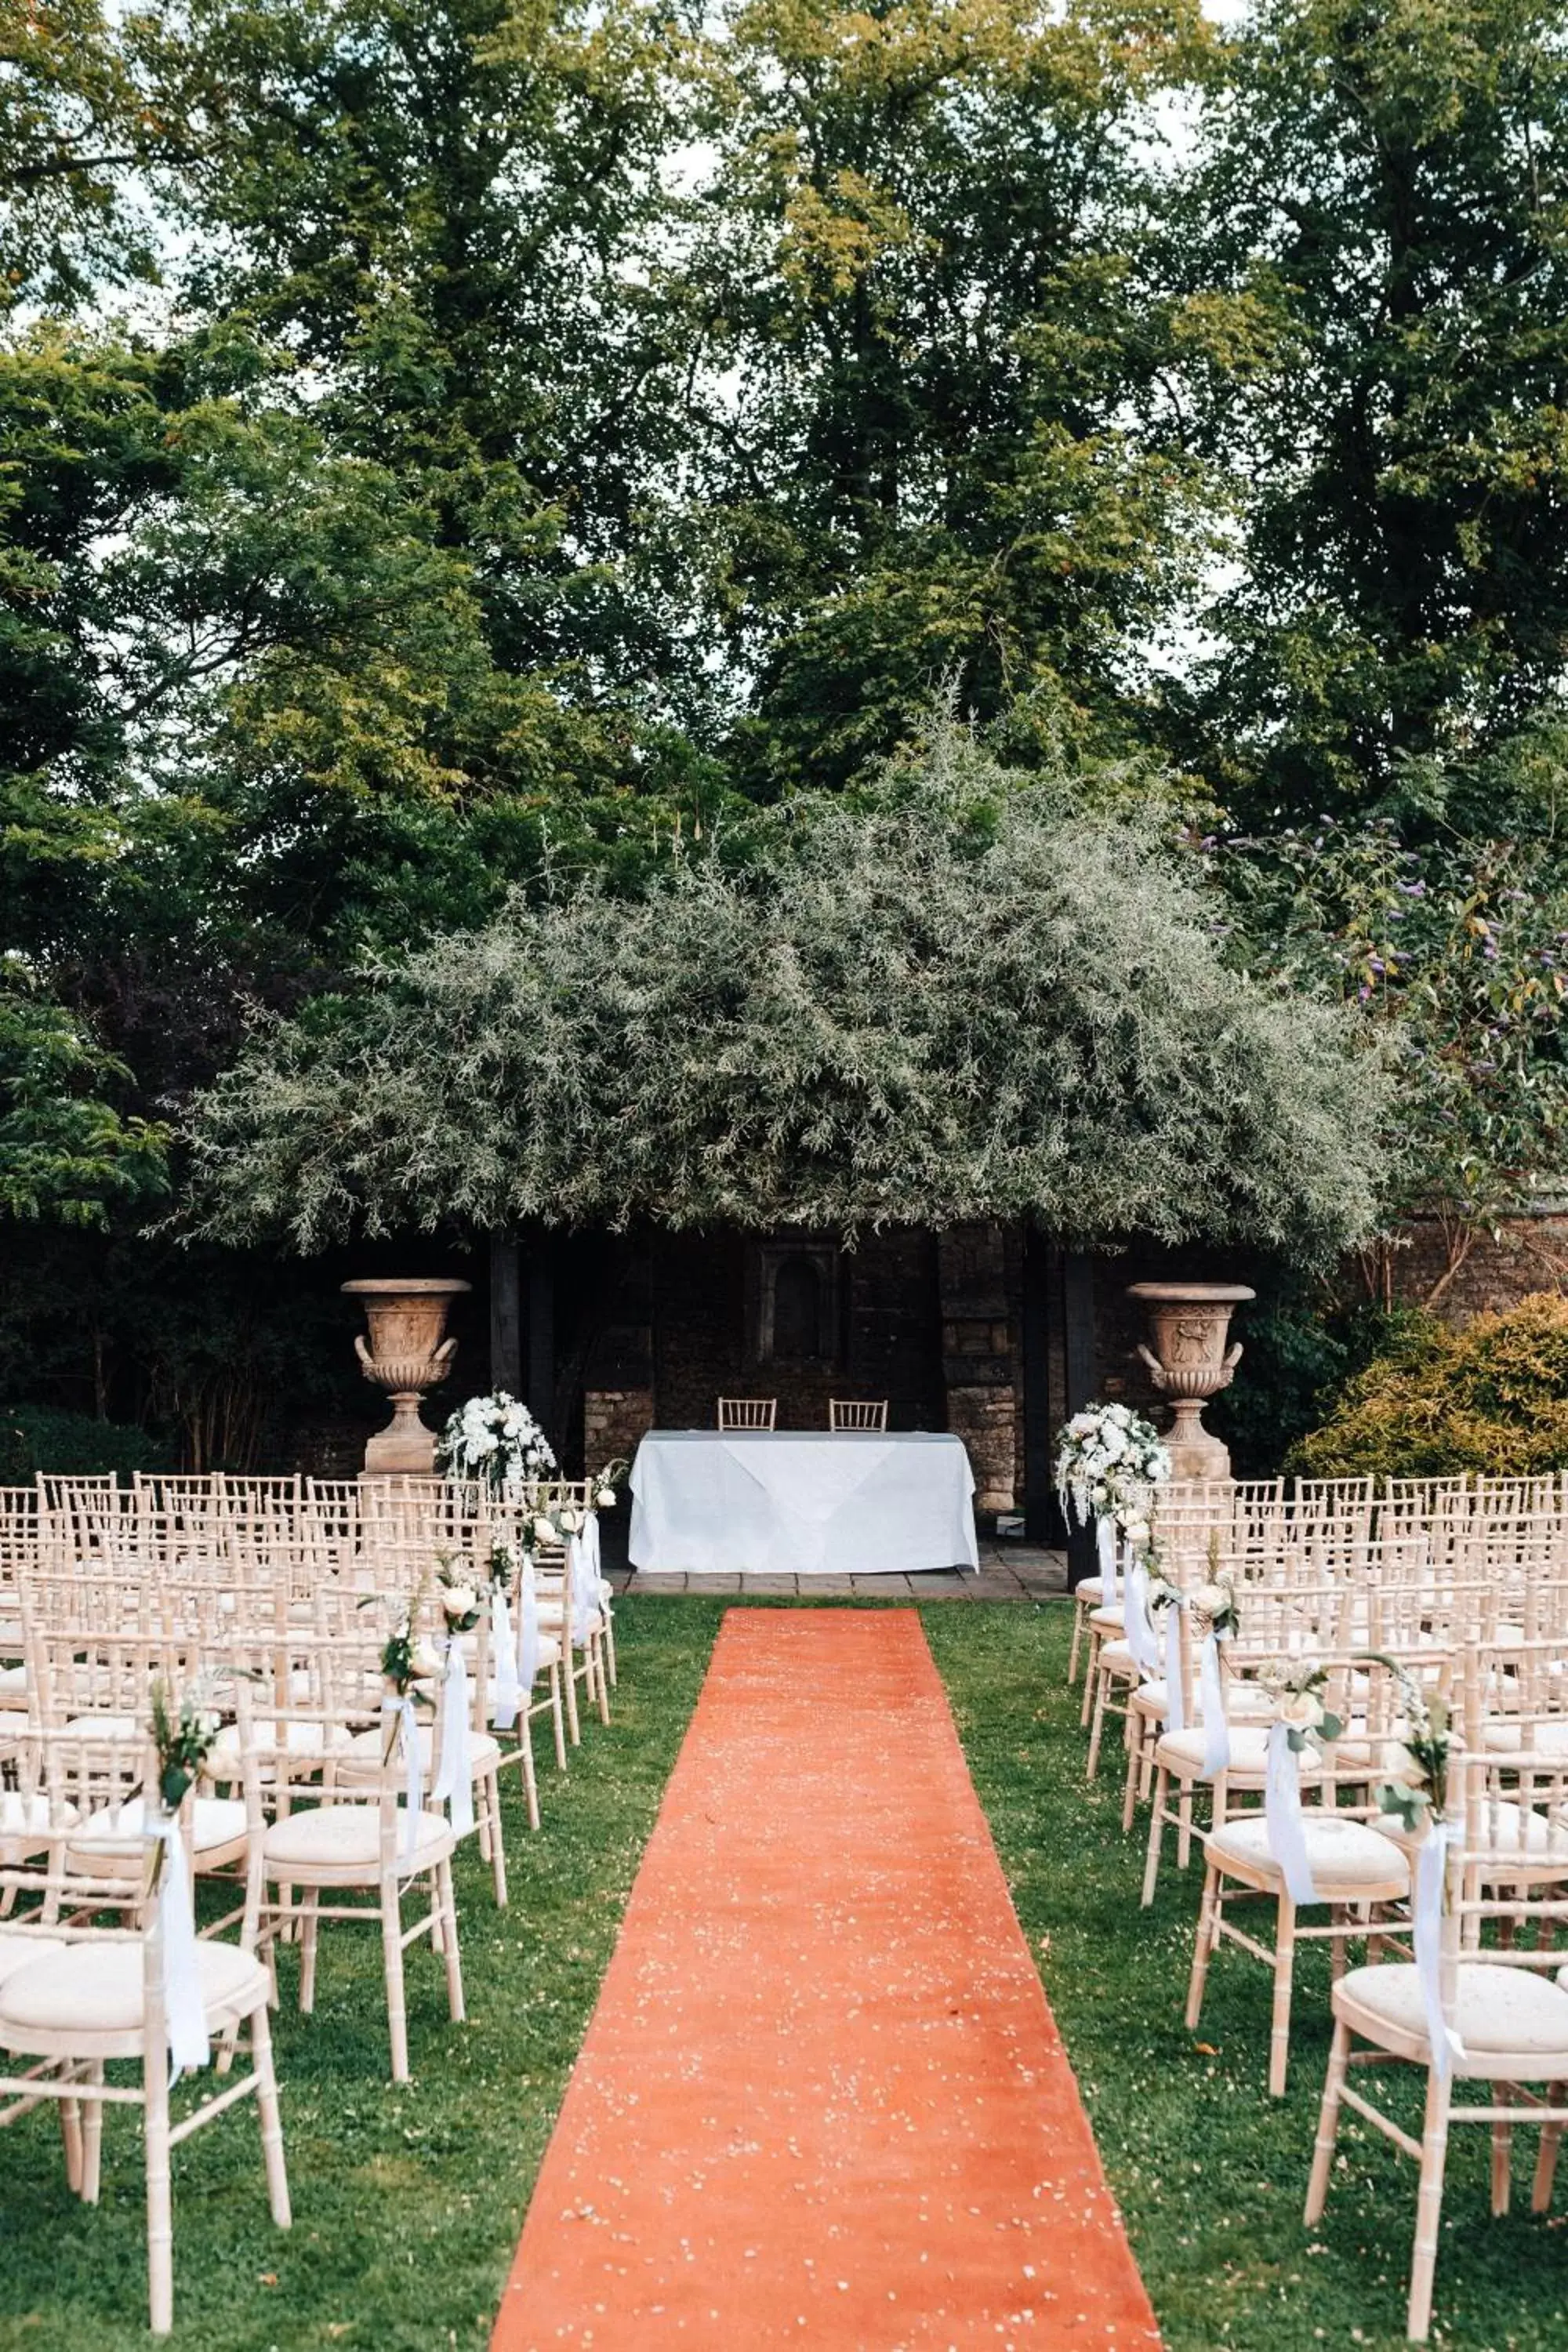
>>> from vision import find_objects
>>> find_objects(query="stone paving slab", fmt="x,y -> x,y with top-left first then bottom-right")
608,1546 -> 1070,1600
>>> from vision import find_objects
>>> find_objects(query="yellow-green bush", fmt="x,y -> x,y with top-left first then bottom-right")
1287,1292 -> 1568,1478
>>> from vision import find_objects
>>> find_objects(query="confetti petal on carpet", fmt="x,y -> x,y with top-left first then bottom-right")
492,1607 -> 1162,2350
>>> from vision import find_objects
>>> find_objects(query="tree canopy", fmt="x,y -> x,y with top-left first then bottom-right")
180,736 -> 1387,1258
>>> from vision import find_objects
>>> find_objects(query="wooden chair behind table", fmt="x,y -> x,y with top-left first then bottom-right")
829,1400 -> 887,1432
0,1704 -> 288,2336
717,1398 -> 777,1431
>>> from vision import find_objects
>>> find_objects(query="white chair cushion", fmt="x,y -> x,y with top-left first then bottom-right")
0,1929 -> 65,1985
1483,1719 -> 1568,1759
1088,1607 -> 1125,1637
0,1937 -> 267,2038
209,1719 -> 353,1766
0,1791 -> 73,1846
1097,1639 -> 1135,1675
63,1714 -> 140,1739
262,1804 -> 452,1875
1073,1577 -> 1105,1604
70,1795 -> 248,1865
1134,1680 -> 1275,1724
1341,1959 -> 1568,2062
1207,1811 -> 1411,1894
1158,1723 -> 1319,1780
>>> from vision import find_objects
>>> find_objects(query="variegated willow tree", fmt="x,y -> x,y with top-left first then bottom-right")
180,739 -> 1388,1261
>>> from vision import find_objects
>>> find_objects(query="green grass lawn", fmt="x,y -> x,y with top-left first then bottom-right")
1,1597 -> 1563,2351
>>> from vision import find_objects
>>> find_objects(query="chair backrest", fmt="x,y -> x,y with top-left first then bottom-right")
829,1399 -> 887,1432
717,1398 -> 777,1431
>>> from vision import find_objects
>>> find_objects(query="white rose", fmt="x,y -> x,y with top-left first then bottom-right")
531,1514 -> 557,1546
1192,1582 -> 1229,1620
595,1486 -> 616,1508
441,1584 -> 477,1621
1279,1689 -> 1323,1732
557,1507 -> 581,1533
409,1639 -> 442,1679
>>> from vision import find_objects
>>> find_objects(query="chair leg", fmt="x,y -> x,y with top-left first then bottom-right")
549,1667 -> 567,1770
520,1722 -> 541,1831
438,1856 -> 466,2025
1080,1633 -> 1100,1728
562,1651 -> 582,1749
1067,1602 -> 1084,1686
82,2063 -> 105,2205
594,1634 -> 611,1726
1406,2065 -> 1454,2343
381,1875 -> 410,2084
1086,1668 -> 1110,1782
250,2001 -> 292,2230
1532,2086 -> 1564,2214
143,2044 -> 174,2334
485,1770 -> 507,1906
1176,1784 -> 1194,1871
1185,1863 -> 1222,2030
1491,2093 -> 1515,2216
1142,1768 -> 1167,1908
299,1889 -> 321,2014
602,1612 -> 618,1689
1121,1718 -> 1143,1834
1269,1900 -> 1298,2098
58,2081 -> 83,2194
1305,2016 -> 1351,2225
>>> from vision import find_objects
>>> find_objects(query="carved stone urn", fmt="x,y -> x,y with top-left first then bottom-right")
342,1278 -> 472,1475
1127,1282 -> 1256,1483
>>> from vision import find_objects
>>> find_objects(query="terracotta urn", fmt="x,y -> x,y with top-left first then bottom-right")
1127,1282 -> 1255,1483
342,1278 -> 472,1475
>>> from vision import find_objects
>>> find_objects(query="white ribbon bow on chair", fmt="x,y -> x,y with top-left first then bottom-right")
394,1694 -> 423,1871
151,1816 -> 209,2083
431,1637 -> 475,1838
492,1586 -> 521,1731
1095,1515 -> 1119,1609
568,1535 -> 595,1651
519,1555 -> 539,1691
1414,1821 -> 1466,2079
1200,1631 -> 1232,1777
1265,1720 -> 1319,1905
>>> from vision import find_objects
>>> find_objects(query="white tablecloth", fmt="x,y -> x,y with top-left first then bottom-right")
628,1432 -> 979,1576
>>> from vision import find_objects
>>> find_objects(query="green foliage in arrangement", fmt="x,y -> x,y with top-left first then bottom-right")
1289,1292 -> 1568,1478
177,730 -> 1386,1258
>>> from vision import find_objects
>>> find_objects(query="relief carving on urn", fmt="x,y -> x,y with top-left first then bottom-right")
1127,1282 -> 1255,1482
342,1277 -> 472,1474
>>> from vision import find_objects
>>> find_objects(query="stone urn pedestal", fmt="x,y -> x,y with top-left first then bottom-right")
1127,1282 -> 1255,1483
342,1278 -> 472,1475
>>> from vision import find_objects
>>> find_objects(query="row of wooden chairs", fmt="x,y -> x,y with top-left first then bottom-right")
717,1399 -> 888,1431
1068,1491 -> 1568,2340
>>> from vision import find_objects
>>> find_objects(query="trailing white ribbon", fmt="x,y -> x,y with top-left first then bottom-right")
583,1508 -> 602,1587
519,1555 -> 539,1691
1415,1822 -> 1465,2079
1200,1632 -> 1232,1777
1124,1561 -> 1158,1675
152,1816 -> 209,2082
1265,1720 -> 1319,1904
491,1587 -> 520,1730
395,1694 -> 422,1871
1163,1599 -> 1187,1733
568,1534 -> 595,1650
1095,1515 -> 1119,1608
431,1638 -> 475,1838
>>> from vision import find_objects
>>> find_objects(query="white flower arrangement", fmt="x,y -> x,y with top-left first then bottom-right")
1054,1401 -> 1171,1530
1364,1653 -> 1452,1834
437,1391 -> 557,1494
1254,1657 -> 1343,1751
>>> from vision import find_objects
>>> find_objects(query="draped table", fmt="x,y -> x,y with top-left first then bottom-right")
628,1430 -> 979,1577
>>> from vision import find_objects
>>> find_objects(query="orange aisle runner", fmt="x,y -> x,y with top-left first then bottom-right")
492,1610 -> 1161,2351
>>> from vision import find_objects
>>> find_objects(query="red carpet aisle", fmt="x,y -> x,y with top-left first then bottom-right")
492,1610 -> 1161,2350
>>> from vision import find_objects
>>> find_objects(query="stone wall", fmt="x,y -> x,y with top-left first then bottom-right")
936,1224 -> 1021,1512
1383,1213 -> 1568,1323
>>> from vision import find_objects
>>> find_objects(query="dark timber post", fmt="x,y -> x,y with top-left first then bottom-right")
1021,1225 -> 1053,1543
489,1236 -> 521,1396
1062,1250 -> 1098,1590
526,1242 -> 555,1449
